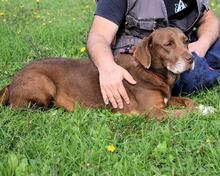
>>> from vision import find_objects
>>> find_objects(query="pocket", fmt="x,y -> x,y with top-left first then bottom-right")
126,15 -> 157,30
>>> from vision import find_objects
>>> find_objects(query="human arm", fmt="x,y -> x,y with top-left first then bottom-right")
188,9 -> 220,57
87,16 -> 136,109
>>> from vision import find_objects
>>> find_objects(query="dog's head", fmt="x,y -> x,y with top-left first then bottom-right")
133,27 -> 195,74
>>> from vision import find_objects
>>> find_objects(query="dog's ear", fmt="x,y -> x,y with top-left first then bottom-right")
133,37 -> 152,69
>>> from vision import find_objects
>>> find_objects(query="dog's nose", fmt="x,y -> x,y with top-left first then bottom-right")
185,55 -> 194,64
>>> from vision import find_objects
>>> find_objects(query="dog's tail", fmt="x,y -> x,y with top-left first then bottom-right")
0,85 -> 9,106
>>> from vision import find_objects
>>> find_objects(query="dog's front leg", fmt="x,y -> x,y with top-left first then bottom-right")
146,107 -> 168,121
168,96 -> 197,108
167,96 -> 197,118
147,107 -> 194,120
146,100 -> 196,120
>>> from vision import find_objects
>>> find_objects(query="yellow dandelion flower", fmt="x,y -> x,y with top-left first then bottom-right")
80,47 -> 86,53
211,2 -> 215,7
34,15 -> 41,19
107,144 -> 116,152
206,138 -> 211,144
0,12 -> 5,17
36,0 -> 40,3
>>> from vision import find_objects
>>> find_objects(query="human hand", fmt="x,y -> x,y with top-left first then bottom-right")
188,40 -> 209,57
98,64 -> 136,109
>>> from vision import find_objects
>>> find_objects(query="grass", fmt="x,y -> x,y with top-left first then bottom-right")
0,0 -> 220,175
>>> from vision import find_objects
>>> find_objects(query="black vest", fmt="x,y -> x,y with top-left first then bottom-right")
112,0 -> 209,54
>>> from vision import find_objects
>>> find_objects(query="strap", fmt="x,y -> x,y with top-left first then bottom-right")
126,0 -> 137,15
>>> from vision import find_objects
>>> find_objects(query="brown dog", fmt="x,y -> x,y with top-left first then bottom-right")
0,27 -> 197,120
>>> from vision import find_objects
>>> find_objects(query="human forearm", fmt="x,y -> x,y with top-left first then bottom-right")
87,32 -> 117,71
189,9 -> 220,57
196,9 -> 220,52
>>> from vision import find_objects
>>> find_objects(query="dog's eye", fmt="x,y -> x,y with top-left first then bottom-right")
164,41 -> 173,46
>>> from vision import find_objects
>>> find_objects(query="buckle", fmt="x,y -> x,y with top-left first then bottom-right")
119,45 -> 134,54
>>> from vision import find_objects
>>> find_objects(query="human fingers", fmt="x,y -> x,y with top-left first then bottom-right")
100,85 -> 109,105
110,84 -> 124,109
188,43 -> 196,53
104,86 -> 118,109
123,69 -> 136,85
118,82 -> 130,105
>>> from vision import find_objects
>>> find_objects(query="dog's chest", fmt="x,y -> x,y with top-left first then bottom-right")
159,86 -> 171,106
164,97 -> 169,105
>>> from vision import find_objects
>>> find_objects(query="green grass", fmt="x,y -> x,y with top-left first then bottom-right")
0,0 -> 220,175
211,0 -> 220,16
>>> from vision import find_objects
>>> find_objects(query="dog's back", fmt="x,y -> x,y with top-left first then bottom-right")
0,58 -> 105,110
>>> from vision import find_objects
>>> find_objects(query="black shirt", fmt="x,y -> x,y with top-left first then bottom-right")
95,0 -> 197,26
95,0 -> 127,26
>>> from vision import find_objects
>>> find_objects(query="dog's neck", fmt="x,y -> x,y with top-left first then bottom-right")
149,67 -> 179,88
115,54 -> 179,89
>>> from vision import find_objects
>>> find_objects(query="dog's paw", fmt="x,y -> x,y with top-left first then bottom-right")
197,104 -> 215,116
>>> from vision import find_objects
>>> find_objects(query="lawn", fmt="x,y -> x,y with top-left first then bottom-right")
0,0 -> 220,175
